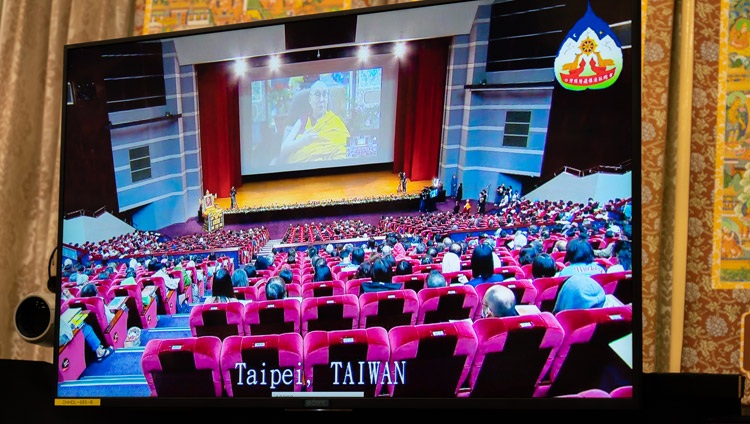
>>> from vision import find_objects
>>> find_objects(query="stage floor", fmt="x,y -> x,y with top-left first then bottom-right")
213,171 -> 431,210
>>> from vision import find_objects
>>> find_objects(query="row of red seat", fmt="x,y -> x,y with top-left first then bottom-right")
144,303 -> 634,399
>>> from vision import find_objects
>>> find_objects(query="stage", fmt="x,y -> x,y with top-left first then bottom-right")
211,171 -> 435,224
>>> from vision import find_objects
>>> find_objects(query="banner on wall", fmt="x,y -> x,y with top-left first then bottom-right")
134,0 -> 418,36
713,0 -> 750,289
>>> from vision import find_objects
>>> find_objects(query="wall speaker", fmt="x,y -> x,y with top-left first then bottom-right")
14,292 -> 56,347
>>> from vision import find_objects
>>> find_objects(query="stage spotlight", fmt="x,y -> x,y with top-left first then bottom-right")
394,41 -> 407,59
357,45 -> 370,62
269,55 -> 281,71
233,59 -> 247,76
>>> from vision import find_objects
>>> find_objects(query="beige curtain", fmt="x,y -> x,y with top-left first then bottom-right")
0,0 -> 134,362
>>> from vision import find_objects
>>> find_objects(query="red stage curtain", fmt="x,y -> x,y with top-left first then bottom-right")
195,62 -> 242,198
393,37 -> 450,182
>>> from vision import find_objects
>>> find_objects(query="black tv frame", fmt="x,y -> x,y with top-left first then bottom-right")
53,0 -> 643,415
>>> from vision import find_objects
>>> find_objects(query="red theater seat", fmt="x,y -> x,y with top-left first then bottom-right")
540,305 -> 633,397
386,321 -> 478,397
301,280 -> 346,298
139,275 -> 177,315
141,336 -> 223,397
590,271 -> 633,304
303,327 -> 390,396
472,280 -> 537,320
345,277 -> 372,296
232,286 -> 258,302
64,296 -> 128,349
416,285 -> 478,325
392,273 -> 428,292
531,276 -> 569,313
301,294 -> 359,336
466,313 -> 564,398
220,333 -> 304,396
107,283 -> 157,329
358,289 -> 419,331
243,299 -> 301,336
189,302 -> 245,340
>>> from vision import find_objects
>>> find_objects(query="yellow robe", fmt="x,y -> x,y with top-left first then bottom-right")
287,110 -> 350,163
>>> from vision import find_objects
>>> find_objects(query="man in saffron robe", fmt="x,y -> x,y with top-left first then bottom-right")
280,80 -> 350,163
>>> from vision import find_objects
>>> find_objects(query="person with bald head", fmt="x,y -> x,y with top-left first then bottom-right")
481,284 -> 519,318
279,79 -> 350,163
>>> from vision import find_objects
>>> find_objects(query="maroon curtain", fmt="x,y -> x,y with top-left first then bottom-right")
393,37 -> 450,182
195,62 -> 242,198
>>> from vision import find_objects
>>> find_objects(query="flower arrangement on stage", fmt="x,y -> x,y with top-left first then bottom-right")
222,192 -> 420,215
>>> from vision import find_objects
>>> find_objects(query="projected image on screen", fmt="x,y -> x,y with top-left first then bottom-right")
244,67 -> 388,175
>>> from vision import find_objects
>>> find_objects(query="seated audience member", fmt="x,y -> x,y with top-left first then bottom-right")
231,268 -> 249,287
558,237 -> 606,277
607,240 -> 633,274
204,268 -> 238,303
395,259 -> 414,276
153,262 -> 180,291
517,246 -> 538,266
425,269 -> 447,288
531,253 -> 558,279
255,254 -> 273,271
350,247 -> 366,268
120,268 -> 137,286
552,239 -> 567,254
80,282 -> 114,322
243,264 -> 258,279
61,288 -> 113,362
553,274 -> 616,313
467,244 -> 504,287
441,242 -> 463,273
265,276 -> 288,300
481,284 -> 519,318
355,261 -> 373,280
278,267 -> 294,285
361,257 -> 401,293
313,263 -> 334,282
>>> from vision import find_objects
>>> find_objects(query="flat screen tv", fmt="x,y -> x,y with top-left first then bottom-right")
53,0 -> 641,415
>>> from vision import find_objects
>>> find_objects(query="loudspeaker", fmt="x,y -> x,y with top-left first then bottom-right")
14,292 -> 56,347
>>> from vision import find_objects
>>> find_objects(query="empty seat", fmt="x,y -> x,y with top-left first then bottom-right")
303,327 -> 390,396
467,313 -> 565,398
243,298 -> 301,335
358,289 -> 419,331
541,305 -> 633,397
301,280 -> 346,298
232,285 -> 258,302
141,336 -> 223,397
220,333 -> 304,396
189,301 -> 245,340
416,285 -> 478,325
345,277 -> 372,296
531,276 -> 569,313
386,320 -> 478,397
301,294 -> 359,336
590,271 -> 633,305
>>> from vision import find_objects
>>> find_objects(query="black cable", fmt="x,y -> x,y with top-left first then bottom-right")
47,246 -> 59,293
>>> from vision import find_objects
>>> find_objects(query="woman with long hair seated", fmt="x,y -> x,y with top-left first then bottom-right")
204,268 -> 238,303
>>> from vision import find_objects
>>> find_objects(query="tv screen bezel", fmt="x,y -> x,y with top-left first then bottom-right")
53,0 -> 643,413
